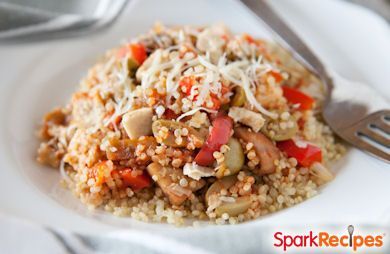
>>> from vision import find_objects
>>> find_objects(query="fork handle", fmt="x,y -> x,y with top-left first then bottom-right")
241,0 -> 331,84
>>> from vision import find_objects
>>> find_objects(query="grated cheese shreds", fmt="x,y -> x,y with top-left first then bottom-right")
239,70 -> 278,119
176,107 -> 217,122
197,52 -> 278,118
59,158 -> 73,184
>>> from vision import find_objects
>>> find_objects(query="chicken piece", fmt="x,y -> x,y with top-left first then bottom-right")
37,142 -> 63,168
122,108 -> 153,139
40,108 -> 67,140
136,49 -> 161,81
228,107 -> 265,132
196,25 -> 227,63
147,162 -> 205,205
152,120 -> 205,149
234,127 -> 280,175
106,137 -> 156,161
138,32 -> 174,53
183,162 -> 215,180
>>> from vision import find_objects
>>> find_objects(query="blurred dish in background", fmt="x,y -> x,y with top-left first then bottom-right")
0,0 -> 128,40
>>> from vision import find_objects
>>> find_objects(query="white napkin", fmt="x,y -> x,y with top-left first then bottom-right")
0,213 -> 272,254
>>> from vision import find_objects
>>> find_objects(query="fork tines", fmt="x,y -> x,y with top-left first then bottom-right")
343,110 -> 390,162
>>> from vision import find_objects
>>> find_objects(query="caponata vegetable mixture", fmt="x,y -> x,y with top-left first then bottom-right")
37,24 -> 345,225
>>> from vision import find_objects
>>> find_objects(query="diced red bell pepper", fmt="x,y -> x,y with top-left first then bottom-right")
194,146 -> 214,167
209,110 -> 227,122
195,115 -> 233,166
277,139 -> 322,167
117,43 -> 147,65
282,86 -> 315,110
114,169 -> 151,191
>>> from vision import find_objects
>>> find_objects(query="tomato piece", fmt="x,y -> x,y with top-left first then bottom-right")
90,161 -> 109,185
180,78 -> 229,111
116,168 -> 151,191
269,70 -> 283,83
297,118 -> 305,130
220,34 -> 229,42
277,139 -> 322,167
108,115 -> 122,130
243,33 -> 255,44
164,109 -> 179,120
210,95 -> 221,110
116,43 -> 147,65
282,86 -> 315,110
195,115 -> 233,166
116,46 -> 128,59
221,84 -> 230,95
130,43 -> 147,65
179,76 -> 195,95
207,84 -> 230,110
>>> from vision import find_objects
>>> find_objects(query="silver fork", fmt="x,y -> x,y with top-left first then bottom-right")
241,0 -> 390,162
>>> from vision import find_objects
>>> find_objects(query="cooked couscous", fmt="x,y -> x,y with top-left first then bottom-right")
37,24 -> 345,226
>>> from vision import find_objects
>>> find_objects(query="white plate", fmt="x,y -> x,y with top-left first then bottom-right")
0,0 -> 389,235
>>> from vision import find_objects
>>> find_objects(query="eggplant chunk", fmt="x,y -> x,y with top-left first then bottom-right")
205,176 -> 252,216
230,87 -> 246,107
147,162 -> 205,206
152,120 -> 204,148
215,196 -> 251,217
262,118 -> 298,141
205,175 -> 237,205
216,138 -> 244,177
106,137 -> 156,161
